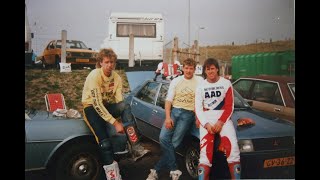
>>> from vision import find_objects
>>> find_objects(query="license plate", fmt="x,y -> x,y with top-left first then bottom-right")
76,58 -> 89,63
264,156 -> 295,168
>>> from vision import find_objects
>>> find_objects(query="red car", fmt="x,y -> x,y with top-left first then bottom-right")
232,75 -> 295,123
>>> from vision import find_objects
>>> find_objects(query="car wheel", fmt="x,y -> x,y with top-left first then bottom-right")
51,143 -> 102,180
41,57 -> 47,69
185,141 -> 200,179
55,56 -> 60,69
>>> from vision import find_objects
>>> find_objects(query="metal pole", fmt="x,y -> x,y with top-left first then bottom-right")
197,27 -> 205,62
187,0 -> 191,58
197,27 -> 205,45
188,0 -> 190,47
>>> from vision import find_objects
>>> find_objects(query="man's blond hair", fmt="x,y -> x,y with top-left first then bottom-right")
182,58 -> 197,68
95,48 -> 117,68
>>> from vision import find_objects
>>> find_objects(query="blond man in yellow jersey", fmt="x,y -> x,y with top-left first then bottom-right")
82,48 -> 149,180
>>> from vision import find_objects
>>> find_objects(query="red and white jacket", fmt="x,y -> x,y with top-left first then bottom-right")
195,77 -> 234,126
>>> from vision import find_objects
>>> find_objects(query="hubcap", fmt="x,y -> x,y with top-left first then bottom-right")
69,154 -> 98,179
186,147 -> 200,179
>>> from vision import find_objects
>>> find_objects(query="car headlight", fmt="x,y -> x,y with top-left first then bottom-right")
238,139 -> 254,152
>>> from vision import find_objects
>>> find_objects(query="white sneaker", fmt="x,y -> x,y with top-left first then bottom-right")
169,170 -> 182,180
103,161 -> 122,180
146,169 -> 158,180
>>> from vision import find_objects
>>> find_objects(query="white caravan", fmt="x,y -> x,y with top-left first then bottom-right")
101,12 -> 164,67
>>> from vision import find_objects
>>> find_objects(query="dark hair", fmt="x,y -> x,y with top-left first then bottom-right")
95,48 -> 117,68
182,58 -> 197,68
202,58 -> 220,79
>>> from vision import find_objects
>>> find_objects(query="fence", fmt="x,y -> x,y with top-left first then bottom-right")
163,36 -> 231,77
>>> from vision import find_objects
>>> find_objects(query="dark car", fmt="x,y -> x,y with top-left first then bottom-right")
124,74 -> 295,179
232,75 -> 295,123
25,110 -> 128,180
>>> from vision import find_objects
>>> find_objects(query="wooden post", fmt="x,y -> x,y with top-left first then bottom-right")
194,40 -> 199,62
129,33 -> 135,67
172,37 -> 179,64
61,30 -> 67,63
59,30 -> 71,73
192,40 -> 197,60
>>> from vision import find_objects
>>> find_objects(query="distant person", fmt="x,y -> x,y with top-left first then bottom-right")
154,60 -> 182,80
82,48 -> 150,180
195,58 -> 241,180
31,49 -> 37,62
146,58 -> 203,180
173,59 -> 181,68
195,61 -> 203,75
155,62 -> 164,74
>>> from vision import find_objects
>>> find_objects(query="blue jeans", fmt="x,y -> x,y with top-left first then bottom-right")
154,107 -> 195,172
84,101 -> 132,164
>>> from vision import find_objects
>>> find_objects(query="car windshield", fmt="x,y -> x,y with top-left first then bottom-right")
56,40 -> 88,49
233,89 -> 251,109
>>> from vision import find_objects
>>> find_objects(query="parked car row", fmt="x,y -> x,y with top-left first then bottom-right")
25,73 -> 295,179
124,74 -> 295,179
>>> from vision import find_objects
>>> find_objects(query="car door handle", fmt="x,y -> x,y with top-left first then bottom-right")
274,107 -> 281,112
152,109 -> 158,113
132,102 -> 137,106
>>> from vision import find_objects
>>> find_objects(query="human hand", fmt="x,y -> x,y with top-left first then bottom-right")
114,121 -> 125,134
165,118 -> 174,129
211,120 -> 224,134
204,123 -> 214,134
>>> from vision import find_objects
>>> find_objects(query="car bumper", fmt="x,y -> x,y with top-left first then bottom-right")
241,148 -> 295,179
66,57 -> 96,65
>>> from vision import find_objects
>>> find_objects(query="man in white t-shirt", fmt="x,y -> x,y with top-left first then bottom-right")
147,58 -> 203,180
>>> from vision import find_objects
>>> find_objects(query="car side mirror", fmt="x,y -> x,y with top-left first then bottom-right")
88,48 -> 92,50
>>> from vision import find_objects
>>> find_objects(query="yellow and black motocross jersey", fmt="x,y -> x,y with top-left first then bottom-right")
82,68 -> 123,124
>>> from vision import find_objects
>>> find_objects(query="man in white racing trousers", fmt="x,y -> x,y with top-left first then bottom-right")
195,58 -> 241,180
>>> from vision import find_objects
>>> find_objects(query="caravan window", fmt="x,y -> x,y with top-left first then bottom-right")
117,23 -> 156,38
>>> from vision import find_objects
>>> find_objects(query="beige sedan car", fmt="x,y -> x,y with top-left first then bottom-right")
232,75 -> 295,123
40,40 -> 97,69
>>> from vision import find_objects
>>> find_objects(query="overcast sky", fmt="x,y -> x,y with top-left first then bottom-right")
26,0 -> 295,55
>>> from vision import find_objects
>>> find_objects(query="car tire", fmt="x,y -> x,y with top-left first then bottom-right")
50,142 -> 102,180
55,56 -> 60,69
41,57 -> 47,69
185,141 -> 200,179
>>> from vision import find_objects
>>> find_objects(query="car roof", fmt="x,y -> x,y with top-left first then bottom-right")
238,75 -> 295,84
